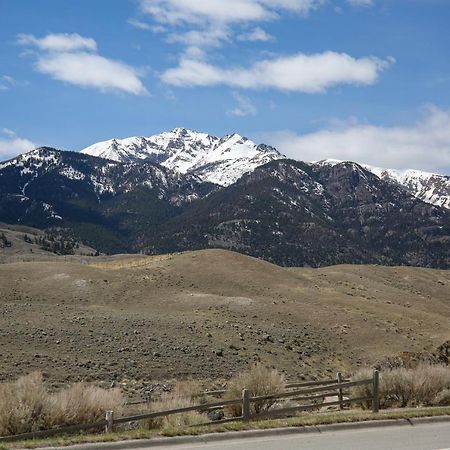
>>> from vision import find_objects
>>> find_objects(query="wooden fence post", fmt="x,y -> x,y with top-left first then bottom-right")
372,370 -> 379,413
242,389 -> 250,421
337,372 -> 344,410
105,410 -> 114,433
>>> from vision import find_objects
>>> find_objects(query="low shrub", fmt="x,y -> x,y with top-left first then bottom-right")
0,372 -> 124,437
48,383 -> 124,427
433,389 -> 450,406
224,363 -> 285,417
142,380 -> 207,430
0,372 -> 49,435
351,364 -> 450,409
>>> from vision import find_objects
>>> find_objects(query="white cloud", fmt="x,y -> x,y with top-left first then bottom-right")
140,0 -> 271,25
161,52 -> 393,93
238,27 -> 274,42
166,26 -> 231,47
346,0 -> 374,6
18,33 -> 148,95
0,129 -> 35,161
0,75 -> 28,91
17,33 -> 97,52
127,18 -> 152,30
266,105 -> 450,173
36,52 -> 148,95
138,0 -> 322,49
229,92 -> 257,116
139,0 -> 322,25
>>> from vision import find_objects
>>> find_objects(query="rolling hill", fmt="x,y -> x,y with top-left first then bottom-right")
0,249 -> 449,392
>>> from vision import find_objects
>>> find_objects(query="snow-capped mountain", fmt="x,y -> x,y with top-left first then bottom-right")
81,128 -> 283,186
2,147 -> 450,267
314,159 -> 450,210
0,147 -> 217,233
365,166 -> 450,210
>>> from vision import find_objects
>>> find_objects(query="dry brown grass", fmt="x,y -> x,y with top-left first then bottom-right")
171,380 -> 204,402
434,389 -> 450,406
352,364 -> 450,409
224,363 -> 285,417
0,372 -> 49,435
47,383 -> 124,427
0,372 -> 124,437
142,380 -> 207,430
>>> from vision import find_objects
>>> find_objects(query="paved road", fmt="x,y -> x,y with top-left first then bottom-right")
139,422 -> 450,450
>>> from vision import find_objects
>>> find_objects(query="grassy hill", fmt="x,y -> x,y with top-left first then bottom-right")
0,222 -> 97,263
0,249 -> 449,394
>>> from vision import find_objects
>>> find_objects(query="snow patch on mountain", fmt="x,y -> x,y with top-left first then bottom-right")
81,128 -> 283,186
314,159 -> 450,209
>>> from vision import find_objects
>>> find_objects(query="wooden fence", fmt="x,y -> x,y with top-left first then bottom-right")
0,371 -> 379,443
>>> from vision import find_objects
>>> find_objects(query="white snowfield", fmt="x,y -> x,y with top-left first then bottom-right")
81,128 -> 283,186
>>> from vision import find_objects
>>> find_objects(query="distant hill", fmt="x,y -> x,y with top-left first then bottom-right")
0,222 -> 98,263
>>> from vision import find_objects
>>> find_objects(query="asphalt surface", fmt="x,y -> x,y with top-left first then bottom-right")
137,422 -> 450,450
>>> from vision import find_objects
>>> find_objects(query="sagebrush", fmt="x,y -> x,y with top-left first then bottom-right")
0,372 -> 124,436
225,363 -> 285,417
351,364 -> 450,409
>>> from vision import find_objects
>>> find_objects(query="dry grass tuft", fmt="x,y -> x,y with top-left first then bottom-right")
225,363 -> 285,417
0,373 -> 124,437
352,364 -> 450,409
47,383 -> 124,427
433,389 -> 450,406
143,380 -> 207,430
0,372 -> 49,436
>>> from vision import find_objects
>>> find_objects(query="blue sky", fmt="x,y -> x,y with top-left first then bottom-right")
1,0 -> 450,173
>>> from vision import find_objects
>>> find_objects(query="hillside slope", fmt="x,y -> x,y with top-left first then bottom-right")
145,160 -> 450,268
0,249 -> 449,388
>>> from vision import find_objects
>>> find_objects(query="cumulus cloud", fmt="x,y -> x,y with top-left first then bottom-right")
161,52 -> 393,93
138,0 -> 322,49
139,0 -> 322,24
0,129 -> 35,162
18,33 -> 148,95
17,33 -> 97,52
229,92 -> 257,116
267,105 -> 450,174
36,52 -> 148,95
238,27 -> 274,42
166,26 -> 231,47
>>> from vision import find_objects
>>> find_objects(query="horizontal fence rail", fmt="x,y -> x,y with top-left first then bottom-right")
125,379 -> 352,405
0,420 -> 107,443
0,371 -> 379,443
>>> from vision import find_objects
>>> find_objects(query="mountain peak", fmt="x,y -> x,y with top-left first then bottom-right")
81,129 -> 284,186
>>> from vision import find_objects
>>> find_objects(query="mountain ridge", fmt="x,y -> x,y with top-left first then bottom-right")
1,133 -> 450,268
80,128 -> 450,210
81,127 -> 283,186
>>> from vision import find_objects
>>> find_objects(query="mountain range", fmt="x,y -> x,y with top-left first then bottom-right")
1,128 -> 449,267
